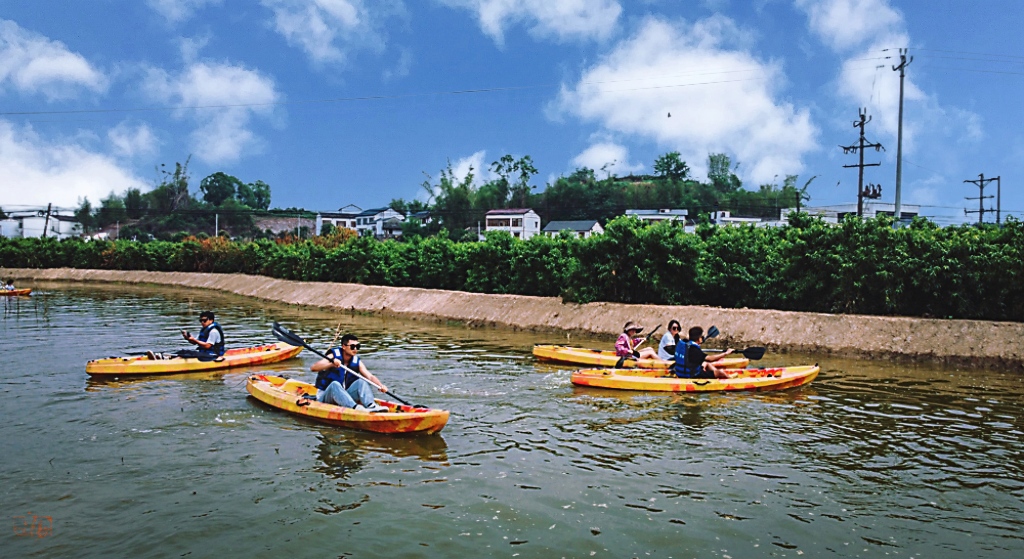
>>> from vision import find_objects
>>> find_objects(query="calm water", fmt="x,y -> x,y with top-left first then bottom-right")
1,283 -> 1022,558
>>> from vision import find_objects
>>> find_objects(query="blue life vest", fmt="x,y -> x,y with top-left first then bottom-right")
198,321 -> 226,356
315,348 -> 361,391
673,340 -> 701,378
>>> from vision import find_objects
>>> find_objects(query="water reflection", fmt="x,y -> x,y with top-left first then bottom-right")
3,283 -> 1023,558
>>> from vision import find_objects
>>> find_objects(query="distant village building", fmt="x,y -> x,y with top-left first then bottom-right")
542,220 -> 604,238
484,208 -> 541,240
625,208 -> 688,223
315,204 -> 362,234
711,210 -> 763,226
355,207 -> 405,238
1,211 -> 82,239
781,202 -> 920,224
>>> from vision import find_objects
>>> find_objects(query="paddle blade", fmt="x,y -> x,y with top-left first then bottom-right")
706,325 -> 719,340
272,322 -> 308,349
742,347 -> 766,360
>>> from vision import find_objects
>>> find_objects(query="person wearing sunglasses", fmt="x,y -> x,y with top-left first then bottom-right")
658,319 -> 682,361
310,333 -> 388,412
155,310 -> 226,360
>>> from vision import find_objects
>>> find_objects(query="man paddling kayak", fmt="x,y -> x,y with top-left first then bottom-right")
674,326 -> 737,379
146,310 -> 225,360
309,334 -> 388,412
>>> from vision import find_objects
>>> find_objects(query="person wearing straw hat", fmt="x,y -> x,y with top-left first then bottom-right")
615,321 -> 658,360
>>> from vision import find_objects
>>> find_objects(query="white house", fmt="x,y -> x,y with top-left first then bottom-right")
625,208 -> 688,223
484,208 -> 541,240
355,207 -> 405,238
316,204 -> 362,235
7,212 -> 82,239
781,201 -> 920,224
542,220 -> 604,238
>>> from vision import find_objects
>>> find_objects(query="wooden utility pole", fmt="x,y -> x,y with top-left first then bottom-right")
840,109 -> 884,217
42,203 -> 52,238
892,48 -> 912,221
964,174 -> 997,226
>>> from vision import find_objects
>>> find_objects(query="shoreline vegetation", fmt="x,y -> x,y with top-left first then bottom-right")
4,267 -> 1023,372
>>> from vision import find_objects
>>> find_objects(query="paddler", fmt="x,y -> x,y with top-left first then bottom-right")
309,333 -> 388,412
615,321 -> 658,360
673,326 -> 737,379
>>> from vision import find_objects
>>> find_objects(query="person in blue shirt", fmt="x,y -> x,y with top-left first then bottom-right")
673,326 -> 736,379
309,333 -> 388,412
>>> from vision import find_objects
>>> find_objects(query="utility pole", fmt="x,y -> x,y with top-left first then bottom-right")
840,108 -> 884,217
996,176 -> 1002,224
215,213 -> 218,237
42,203 -> 52,238
964,173 -> 996,226
892,48 -> 912,222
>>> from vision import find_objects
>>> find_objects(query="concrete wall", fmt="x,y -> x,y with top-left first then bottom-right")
3,267 -> 1022,371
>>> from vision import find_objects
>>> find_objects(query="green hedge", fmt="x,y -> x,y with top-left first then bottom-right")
3,215 -> 1023,322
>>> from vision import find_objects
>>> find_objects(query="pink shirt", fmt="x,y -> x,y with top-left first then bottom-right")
615,333 -> 643,357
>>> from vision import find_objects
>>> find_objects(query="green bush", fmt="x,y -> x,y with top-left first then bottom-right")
3,216 -> 1023,322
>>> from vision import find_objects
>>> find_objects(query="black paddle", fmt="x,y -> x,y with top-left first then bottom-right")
702,346 -> 767,360
271,322 -> 420,408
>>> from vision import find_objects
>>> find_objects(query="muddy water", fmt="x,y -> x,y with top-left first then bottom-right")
1,284 -> 1022,558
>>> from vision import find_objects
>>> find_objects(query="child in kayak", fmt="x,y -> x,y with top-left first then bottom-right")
616,321 -> 658,360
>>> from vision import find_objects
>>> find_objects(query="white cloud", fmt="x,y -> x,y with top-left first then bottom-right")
451,150 -> 488,186
261,0 -> 400,65
0,120 -> 147,209
795,0 -> 903,52
147,0 -> 222,23
438,0 -> 621,45
0,20 -> 107,100
572,141 -> 643,176
557,16 -> 817,185
796,0 -> 981,157
143,62 -> 280,164
108,122 -> 159,159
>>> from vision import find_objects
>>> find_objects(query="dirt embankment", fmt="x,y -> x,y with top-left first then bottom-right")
4,267 -> 1022,371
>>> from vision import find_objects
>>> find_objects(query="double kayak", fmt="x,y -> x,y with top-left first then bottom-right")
533,344 -> 749,370
1,288 -> 31,296
86,343 -> 303,376
570,365 -> 819,392
247,374 -> 449,434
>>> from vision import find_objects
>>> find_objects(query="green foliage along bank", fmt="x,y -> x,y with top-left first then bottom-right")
3,215 -> 1023,322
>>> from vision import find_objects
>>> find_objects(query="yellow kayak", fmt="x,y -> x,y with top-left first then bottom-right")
570,365 -> 819,392
86,343 -> 303,376
533,344 -> 749,370
1,288 -> 31,296
247,374 -> 449,434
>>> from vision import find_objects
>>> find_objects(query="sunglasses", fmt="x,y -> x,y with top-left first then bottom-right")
345,343 -> 361,350
670,326 -> 680,331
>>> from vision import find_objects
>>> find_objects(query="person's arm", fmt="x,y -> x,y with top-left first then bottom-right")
181,330 -> 212,349
310,349 -> 341,372
358,362 -> 387,392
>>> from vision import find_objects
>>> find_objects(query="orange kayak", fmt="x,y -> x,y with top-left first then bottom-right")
86,343 -> 303,375
247,374 -> 449,434
533,344 -> 749,370
570,365 -> 819,392
1,288 -> 31,296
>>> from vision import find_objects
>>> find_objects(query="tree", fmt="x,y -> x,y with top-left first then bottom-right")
96,192 -> 128,228
707,153 -> 742,193
237,180 -> 271,210
653,151 -> 690,181
147,158 -> 193,213
124,187 -> 146,219
200,172 -> 242,207
74,197 -> 95,233
490,154 -> 538,208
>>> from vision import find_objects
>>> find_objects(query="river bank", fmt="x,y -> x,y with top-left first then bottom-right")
4,267 -> 1022,371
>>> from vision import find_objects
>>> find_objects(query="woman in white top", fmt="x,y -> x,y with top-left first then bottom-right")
658,320 -> 682,360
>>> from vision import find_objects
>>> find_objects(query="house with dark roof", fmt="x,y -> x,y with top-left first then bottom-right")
542,220 -> 604,238
315,204 -> 362,234
355,207 -> 405,238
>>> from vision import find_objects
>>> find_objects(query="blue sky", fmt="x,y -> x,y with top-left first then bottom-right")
1,0 -> 1021,225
